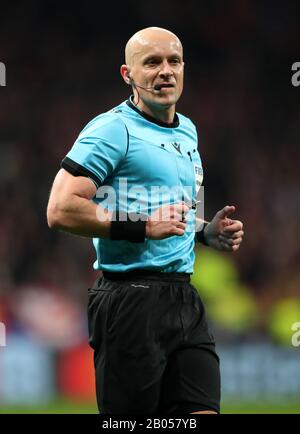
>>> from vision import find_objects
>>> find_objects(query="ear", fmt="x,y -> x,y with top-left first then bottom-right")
120,64 -> 131,85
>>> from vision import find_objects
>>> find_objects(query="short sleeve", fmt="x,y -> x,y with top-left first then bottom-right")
61,113 -> 129,188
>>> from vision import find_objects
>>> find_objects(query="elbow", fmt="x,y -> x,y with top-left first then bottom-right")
47,204 -> 64,230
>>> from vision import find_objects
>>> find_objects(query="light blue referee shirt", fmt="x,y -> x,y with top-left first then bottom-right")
61,97 -> 203,273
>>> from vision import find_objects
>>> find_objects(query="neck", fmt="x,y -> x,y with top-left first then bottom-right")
133,96 -> 176,124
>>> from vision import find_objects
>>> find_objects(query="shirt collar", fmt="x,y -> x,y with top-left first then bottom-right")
126,96 -> 179,128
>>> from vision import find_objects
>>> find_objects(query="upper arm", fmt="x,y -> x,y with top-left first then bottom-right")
61,114 -> 129,188
47,168 -> 97,215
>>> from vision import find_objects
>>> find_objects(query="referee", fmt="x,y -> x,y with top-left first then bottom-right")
47,27 -> 244,414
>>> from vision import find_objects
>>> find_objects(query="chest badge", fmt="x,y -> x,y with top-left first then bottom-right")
194,164 -> 203,194
171,142 -> 182,154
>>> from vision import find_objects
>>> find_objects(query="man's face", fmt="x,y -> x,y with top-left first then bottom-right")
128,38 -> 184,109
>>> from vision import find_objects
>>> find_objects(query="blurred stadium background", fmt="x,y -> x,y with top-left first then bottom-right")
0,0 -> 299,414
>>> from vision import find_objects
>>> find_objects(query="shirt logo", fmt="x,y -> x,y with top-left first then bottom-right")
194,164 -> 203,194
171,142 -> 182,154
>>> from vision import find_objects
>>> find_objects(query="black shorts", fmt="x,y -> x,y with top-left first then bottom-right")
87,271 -> 221,414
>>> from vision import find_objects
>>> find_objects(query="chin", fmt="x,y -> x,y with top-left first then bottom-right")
157,96 -> 178,107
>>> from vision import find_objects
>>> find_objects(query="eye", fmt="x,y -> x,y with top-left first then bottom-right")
145,58 -> 159,66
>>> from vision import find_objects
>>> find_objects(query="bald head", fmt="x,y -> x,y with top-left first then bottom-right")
125,27 -> 183,67
120,26 -> 184,117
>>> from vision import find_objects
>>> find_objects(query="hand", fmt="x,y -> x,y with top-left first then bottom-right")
204,205 -> 244,252
146,202 -> 189,240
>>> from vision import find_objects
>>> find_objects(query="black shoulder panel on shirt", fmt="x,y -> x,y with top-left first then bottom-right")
61,157 -> 101,188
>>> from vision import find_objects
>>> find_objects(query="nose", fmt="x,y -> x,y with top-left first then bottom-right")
158,60 -> 174,78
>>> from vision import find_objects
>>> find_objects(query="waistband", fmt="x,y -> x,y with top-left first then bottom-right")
102,270 -> 191,283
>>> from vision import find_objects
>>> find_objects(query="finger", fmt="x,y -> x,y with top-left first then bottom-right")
173,221 -> 186,230
173,211 -> 185,221
229,230 -> 244,239
173,202 -> 190,213
223,221 -> 243,233
172,210 -> 189,221
233,237 -> 243,246
171,219 -> 186,230
223,218 -> 235,226
176,207 -> 191,220
219,235 -> 234,245
171,226 -> 185,236
219,230 -> 244,240
217,205 -> 236,220
181,202 -> 190,213
220,235 -> 243,246
220,240 -> 241,252
219,240 -> 232,251
219,235 -> 240,246
231,237 -> 243,246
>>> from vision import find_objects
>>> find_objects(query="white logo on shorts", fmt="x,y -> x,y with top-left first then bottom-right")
131,284 -> 150,288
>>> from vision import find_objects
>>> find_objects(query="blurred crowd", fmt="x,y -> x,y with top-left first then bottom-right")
0,0 -> 299,318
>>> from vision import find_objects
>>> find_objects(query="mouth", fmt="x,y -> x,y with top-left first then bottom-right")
154,83 -> 175,91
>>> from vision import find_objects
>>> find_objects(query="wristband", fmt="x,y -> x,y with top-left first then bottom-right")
196,222 -> 209,246
110,211 -> 148,243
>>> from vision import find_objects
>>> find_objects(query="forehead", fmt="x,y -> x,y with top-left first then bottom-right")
131,38 -> 183,64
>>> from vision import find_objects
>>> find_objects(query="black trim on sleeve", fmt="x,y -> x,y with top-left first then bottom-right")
61,157 -> 102,188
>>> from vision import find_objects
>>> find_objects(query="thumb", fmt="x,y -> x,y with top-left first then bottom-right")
217,205 -> 236,220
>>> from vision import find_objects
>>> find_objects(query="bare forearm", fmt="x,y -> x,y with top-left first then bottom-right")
47,194 -> 111,238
